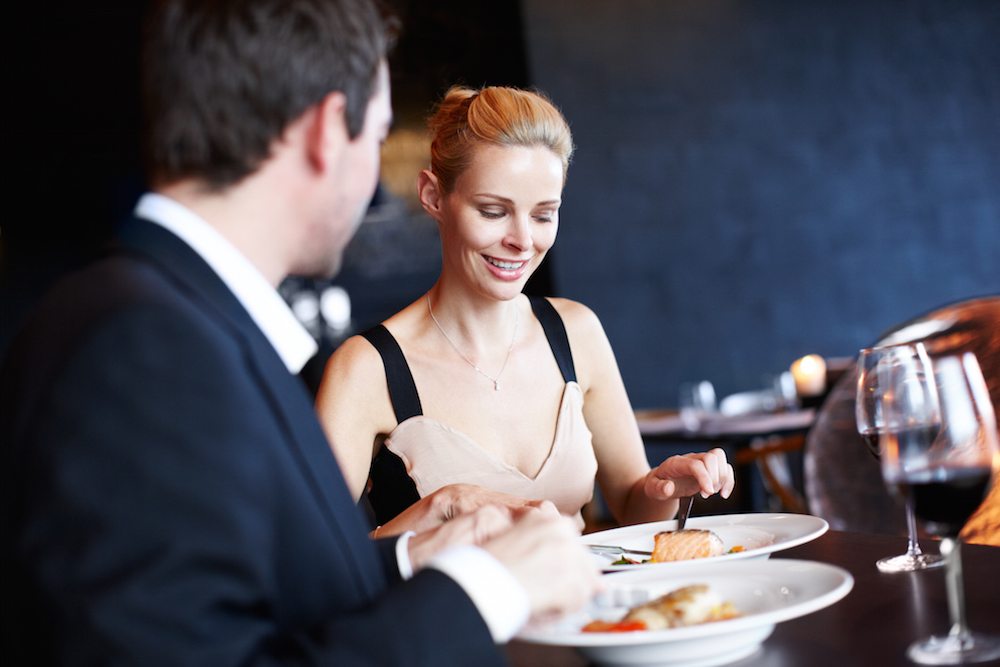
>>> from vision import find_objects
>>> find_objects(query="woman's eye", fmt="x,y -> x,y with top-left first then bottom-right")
534,212 -> 556,223
479,209 -> 505,220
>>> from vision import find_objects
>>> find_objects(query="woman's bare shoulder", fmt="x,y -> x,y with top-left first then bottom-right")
544,297 -> 606,338
315,330 -> 400,441
323,298 -> 423,385
319,333 -> 386,397
543,297 -> 618,389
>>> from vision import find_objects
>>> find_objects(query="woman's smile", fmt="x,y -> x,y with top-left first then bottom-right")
483,254 -> 530,280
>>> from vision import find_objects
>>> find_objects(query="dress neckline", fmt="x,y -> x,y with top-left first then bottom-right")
387,382 -> 582,482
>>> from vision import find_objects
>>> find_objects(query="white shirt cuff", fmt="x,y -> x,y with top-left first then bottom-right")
395,531 -> 417,580
426,545 -> 531,643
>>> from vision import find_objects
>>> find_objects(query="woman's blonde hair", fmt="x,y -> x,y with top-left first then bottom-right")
427,85 -> 574,193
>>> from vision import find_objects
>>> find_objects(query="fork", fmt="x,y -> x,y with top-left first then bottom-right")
586,544 -> 653,557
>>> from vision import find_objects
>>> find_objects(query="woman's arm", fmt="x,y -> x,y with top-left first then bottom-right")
315,335 -> 395,500
553,299 -> 734,526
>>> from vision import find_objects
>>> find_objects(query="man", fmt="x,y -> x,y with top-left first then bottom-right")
0,0 -> 599,664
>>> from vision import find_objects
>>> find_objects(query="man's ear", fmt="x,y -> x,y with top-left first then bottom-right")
417,169 -> 444,220
307,91 -> 349,171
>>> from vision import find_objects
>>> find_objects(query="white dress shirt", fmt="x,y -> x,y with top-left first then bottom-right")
134,193 -> 530,642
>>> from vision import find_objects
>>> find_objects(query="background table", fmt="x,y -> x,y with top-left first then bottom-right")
507,530 -> 1000,666
633,409 -> 817,515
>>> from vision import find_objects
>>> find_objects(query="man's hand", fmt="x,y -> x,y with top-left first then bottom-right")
481,511 -> 601,622
377,483 -> 552,536
406,503 -> 600,622
406,504 -> 516,571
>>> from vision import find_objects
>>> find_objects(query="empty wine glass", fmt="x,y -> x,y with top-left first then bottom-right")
882,353 -> 1000,664
855,343 -> 944,572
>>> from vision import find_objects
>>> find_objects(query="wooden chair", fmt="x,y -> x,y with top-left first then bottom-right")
735,433 -> 809,514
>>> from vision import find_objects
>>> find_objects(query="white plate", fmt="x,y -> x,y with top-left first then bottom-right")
585,513 -> 828,571
517,559 -> 853,666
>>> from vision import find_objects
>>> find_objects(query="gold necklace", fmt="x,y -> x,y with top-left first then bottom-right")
426,294 -> 519,391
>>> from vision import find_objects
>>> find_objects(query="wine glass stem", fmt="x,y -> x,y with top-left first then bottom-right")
904,497 -> 924,557
940,537 -> 970,640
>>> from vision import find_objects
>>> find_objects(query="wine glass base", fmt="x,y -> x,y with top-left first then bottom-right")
907,631 -> 1000,665
875,552 -> 945,573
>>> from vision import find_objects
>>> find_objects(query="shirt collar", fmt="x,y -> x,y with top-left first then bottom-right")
134,192 -> 318,374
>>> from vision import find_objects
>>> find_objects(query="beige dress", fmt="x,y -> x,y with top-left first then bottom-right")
361,296 -> 598,530
383,381 -> 597,530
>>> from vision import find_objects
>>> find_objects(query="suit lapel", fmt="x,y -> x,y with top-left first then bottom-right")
117,218 -> 383,596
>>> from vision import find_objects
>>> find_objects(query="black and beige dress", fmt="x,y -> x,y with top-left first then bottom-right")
361,296 -> 598,529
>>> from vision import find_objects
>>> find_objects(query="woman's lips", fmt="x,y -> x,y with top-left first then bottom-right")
483,255 -> 529,280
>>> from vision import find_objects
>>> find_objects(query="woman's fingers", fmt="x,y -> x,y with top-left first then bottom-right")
649,449 -> 735,499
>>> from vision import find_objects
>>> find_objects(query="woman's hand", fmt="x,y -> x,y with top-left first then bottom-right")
643,448 -> 735,502
375,483 -> 553,537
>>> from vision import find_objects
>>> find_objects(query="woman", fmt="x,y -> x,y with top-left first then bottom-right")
317,86 -> 734,536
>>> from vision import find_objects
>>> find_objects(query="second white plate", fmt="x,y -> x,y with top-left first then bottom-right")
517,558 -> 853,666
585,512 -> 828,571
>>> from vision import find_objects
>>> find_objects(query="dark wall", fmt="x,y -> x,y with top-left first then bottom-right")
522,0 -> 1000,407
1,1 -> 536,357
3,4 -> 147,350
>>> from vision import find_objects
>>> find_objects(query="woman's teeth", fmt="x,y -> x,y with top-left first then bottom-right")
486,257 -> 524,270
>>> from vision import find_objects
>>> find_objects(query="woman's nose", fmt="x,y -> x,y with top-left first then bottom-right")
505,216 -> 533,250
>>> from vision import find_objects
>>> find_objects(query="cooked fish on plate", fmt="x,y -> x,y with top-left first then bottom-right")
518,559 -> 853,666
583,584 -> 739,632
584,513 -> 828,571
651,529 -> 725,562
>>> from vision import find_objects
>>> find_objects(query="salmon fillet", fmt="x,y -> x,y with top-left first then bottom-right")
650,528 -> 724,562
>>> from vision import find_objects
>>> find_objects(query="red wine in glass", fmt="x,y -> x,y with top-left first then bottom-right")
855,342 -> 944,573
903,466 -> 992,538
884,352 -> 1000,664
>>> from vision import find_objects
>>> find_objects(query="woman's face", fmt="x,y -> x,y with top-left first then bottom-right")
435,143 -> 564,301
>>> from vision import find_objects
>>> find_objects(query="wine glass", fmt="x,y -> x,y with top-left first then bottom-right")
678,380 -> 716,431
882,353 -> 1000,664
855,343 -> 944,572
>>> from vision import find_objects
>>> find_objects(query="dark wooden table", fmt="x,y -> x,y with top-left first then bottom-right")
507,530 -> 1000,666
634,408 -> 816,443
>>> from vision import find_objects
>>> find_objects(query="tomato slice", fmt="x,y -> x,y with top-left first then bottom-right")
581,619 -> 648,633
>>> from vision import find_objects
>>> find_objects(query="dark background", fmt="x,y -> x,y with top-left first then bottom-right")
4,0 -> 999,411
523,0 -> 1000,406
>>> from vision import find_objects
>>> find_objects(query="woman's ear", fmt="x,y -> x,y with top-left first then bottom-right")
417,169 -> 444,220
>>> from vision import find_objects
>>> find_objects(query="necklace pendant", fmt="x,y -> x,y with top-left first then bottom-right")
494,380 -> 500,391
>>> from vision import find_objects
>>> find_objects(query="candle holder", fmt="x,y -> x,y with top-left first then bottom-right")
791,354 -> 827,407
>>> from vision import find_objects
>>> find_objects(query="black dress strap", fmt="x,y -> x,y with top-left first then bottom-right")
360,325 -> 423,421
529,296 -> 577,383
359,325 -> 421,526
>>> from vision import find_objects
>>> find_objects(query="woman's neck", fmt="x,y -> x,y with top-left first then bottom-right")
425,279 -> 521,355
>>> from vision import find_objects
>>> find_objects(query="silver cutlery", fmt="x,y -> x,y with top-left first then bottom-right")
586,544 -> 653,557
676,495 -> 695,530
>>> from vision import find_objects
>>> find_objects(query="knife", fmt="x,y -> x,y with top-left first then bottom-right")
676,495 -> 695,531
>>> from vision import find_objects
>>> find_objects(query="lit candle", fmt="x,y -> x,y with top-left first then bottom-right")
791,354 -> 827,397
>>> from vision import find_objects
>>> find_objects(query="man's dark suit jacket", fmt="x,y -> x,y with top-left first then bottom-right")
1,219 -> 503,665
